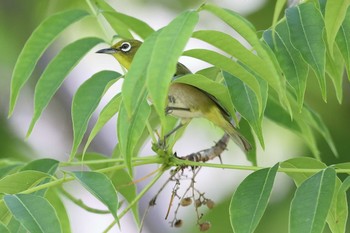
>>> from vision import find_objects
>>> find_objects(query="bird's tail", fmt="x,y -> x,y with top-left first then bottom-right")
207,107 -> 252,154
222,119 -> 252,154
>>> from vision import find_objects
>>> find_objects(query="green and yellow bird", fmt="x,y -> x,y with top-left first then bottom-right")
96,39 -> 251,153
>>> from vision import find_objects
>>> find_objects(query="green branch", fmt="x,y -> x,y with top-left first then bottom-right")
14,154 -> 350,199
85,0 -> 112,42
59,155 -> 159,167
59,187 -> 111,214
170,157 -> 350,174
103,168 -> 165,233
12,157 -> 163,197
20,176 -> 72,194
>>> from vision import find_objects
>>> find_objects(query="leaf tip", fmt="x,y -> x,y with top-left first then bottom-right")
8,92 -> 17,118
7,110 -> 13,119
26,119 -> 37,139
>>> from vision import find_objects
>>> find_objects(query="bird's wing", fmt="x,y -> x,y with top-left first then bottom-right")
173,62 -> 235,125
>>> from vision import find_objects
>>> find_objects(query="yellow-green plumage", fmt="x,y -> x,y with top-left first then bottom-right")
96,39 -> 251,153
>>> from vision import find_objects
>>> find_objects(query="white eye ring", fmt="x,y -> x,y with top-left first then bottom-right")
120,42 -> 131,52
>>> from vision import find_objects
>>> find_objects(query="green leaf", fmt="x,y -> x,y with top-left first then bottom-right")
264,96 -> 300,133
0,163 -> 23,179
324,0 -> 350,56
183,49 -> 263,113
201,4 -> 287,107
281,157 -> 326,186
327,179 -> 348,233
286,3 -> 327,100
121,10 -> 198,125
222,71 -> 266,148
83,93 -> 122,155
6,217 -> 26,233
146,10 -> 198,123
289,168 -> 336,233
332,162 -> 350,172
281,158 -> 348,233
117,98 -> 151,175
21,158 -> 59,175
239,119 -> 257,165
103,12 -> 154,39
72,171 -> 119,222
264,21 -> 309,110
265,96 -> 321,158
192,30 -> 278,100
200,4 -> 258,49
336,7 -> 350,80
70,70 -> 121,160
265,93 -> 337,159
0,171 -> 49,194
20,158 -> 59,196
76,152 -> 139,223
0,202 -> 11,225
45,189 -> 71,233
94,0 -> 154,39
272,0 -> 287,28
326,43 -> 344,104
230,163 -> 279,233
27,37 -> 104,137
340,176 -> 350,192
4,194 -> 62,233
301,105 -> 338,157
77,152 -> 116,170
110,170 -> 139,224
297,121 -> 320,159
9,9 -> 89,116
102,12 -> 133,39
0,222 -> 9,233
120,31 -> 157,118
196,66 -> 221,81
173,74 -> 236,122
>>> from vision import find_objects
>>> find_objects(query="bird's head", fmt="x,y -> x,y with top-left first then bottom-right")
96,39 -> 142,70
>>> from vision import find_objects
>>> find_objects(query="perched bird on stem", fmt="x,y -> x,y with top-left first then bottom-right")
96,39 -> 251,153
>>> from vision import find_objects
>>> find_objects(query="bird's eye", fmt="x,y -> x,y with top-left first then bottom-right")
120,42 -> 131,52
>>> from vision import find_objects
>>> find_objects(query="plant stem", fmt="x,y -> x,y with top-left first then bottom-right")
146,121 -> 157,143
13,154 -> 350,203
59,187 -> 110,214
85,0 -> 111,42
14,157 -> 162,196
171,157 -> 350,174
59,155 -> 159,167
96,157 -> 164,174
20,176 -> 72,194
103,169 -> 165,233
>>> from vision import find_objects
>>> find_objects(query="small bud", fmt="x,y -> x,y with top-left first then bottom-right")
206,199 -> 215,209
180,197 -> 192,207
174,219 -> 183,228
199,221 -> 211,231
170,169 -> 177,176
194,199 -> 202,208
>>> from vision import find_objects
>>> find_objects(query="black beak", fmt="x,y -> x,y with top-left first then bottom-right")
96,48 -> 118,54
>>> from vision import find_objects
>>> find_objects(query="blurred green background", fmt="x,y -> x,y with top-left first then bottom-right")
1,0 -> 349,232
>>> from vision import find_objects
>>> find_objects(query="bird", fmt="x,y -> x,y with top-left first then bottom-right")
96,39 -> 251,153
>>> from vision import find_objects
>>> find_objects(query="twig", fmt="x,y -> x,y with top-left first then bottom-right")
59,187 -> 111,214
139,167 -> 181,233
178,133 -> 229,163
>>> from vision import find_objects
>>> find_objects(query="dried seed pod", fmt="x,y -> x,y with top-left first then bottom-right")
174,219 -> 183,228
199,221 -> 211,231
194,199 -> 202,208
206,199 -> 215,209
180,197 -> 192,207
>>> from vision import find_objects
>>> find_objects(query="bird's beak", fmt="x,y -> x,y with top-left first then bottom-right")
96,48 -> 118,54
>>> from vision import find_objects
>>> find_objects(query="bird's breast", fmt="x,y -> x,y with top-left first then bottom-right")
166,83 -> 214,119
